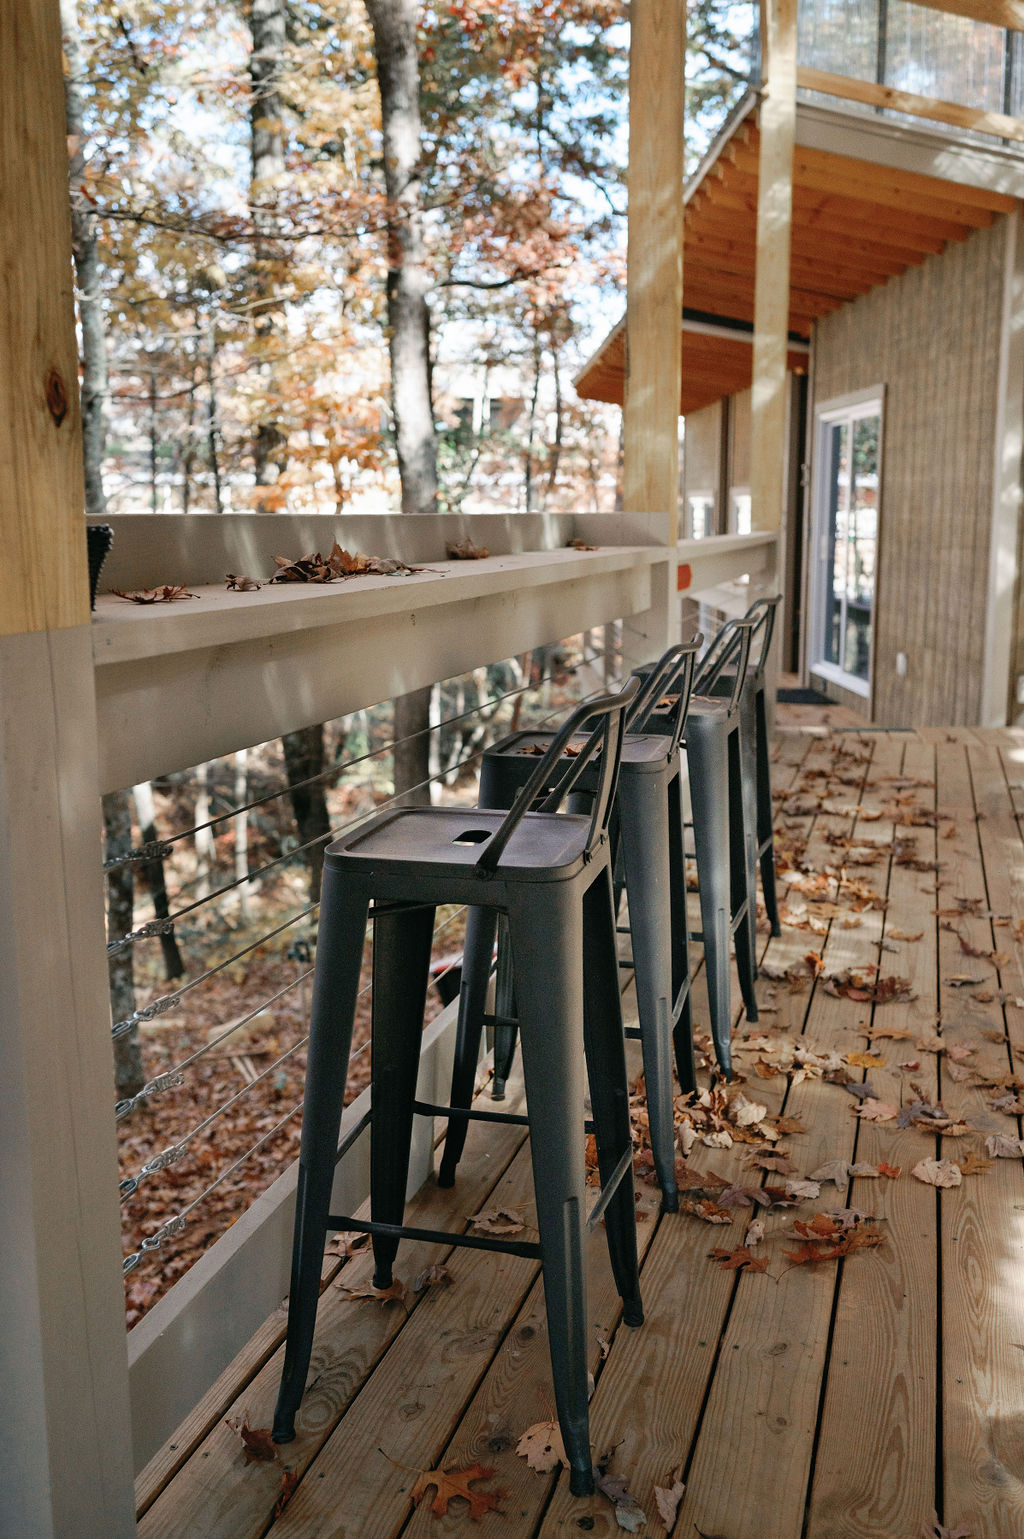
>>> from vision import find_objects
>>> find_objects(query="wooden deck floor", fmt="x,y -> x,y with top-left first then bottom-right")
136,726 -> 1024,1539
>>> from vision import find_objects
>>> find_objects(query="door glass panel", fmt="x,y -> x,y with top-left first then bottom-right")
816,405 -> 880,689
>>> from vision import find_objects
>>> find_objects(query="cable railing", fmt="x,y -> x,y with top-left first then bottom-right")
113,631 -> 619,1306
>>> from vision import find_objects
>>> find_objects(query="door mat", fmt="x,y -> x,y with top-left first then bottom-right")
777,687 -> 833,705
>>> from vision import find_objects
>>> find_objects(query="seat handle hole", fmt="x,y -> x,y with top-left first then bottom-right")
451,829 -> 492,846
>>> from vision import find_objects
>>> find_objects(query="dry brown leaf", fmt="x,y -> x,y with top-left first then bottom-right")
680,1196 -> 733,1224
226,1416 -> 278,1465
890,928 -> 924,942
708,1245 -> 770,1273
225,573 -> 262,591
410,1462 -> 505,1520
467,1206 -> 526,1235
809,1160 -> 850,1191
922,1512 -> 972,1539
412,1263 -> 453,1293
594,1463 -> 647,1532
957,1152 -> 992,1176
653,1472 -> 686,1528
784,1178 -> 821,1200
446,537 -> 490,560
516,1420 -> 566,1472
114,584 -> 197,603
744,1218 -> 765,1248
985,1133 -> 1024,1159
845,1051 -> 886,1068
877,1162 -> 902,1179
854,1100 -> 899,1122
337,1277 -> 408,1307
272,1468 -> 300,1518
911,1158 -> 962,1188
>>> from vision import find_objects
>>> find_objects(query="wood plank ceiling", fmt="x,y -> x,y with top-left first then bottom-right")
576,110 -> 1019,415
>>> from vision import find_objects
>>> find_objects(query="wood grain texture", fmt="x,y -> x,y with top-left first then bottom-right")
806,737 -> 939,1537
0,0 -> 89,635
937,741 -> 1024,1536
751,0 -> 796,534
798,66 -> 1024,145
623,0 -> 685,537
911,0 -> 1024,31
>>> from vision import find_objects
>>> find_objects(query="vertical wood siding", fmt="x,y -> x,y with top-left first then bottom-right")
812,218 -> 1006,726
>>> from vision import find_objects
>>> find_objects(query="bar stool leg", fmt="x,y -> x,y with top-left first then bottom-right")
507,888 -> 595,1498
738,688 -> 762,967
437,904 -> 498,1187
273,876 -> 370,1444
368,902 -> 437,1287
617,771 -> 678,1211
755,686 -> 781,936
686,727 -> 734,1078
582,868 -> 645,1320
668,765 -> 696,1094
491,914 -> 518,1098
728,726 -> 759,1027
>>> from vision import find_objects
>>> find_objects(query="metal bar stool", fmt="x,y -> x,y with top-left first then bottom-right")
634,615 -> 760,1079
704,595 -> 782,938
437,640 -> 702,1215
272,682 -> 643,1497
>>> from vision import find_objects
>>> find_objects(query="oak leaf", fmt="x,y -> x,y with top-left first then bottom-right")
595,1464 -> 647,1532
957,1152 -> 992,1176
708,1245 -> 770,1273
412,1264 -> 453,1293
985,1133 -> 1024,1159
467,1206 -> 526,1235
854,1100 -> 899,1121
273,1469 -> 300,1518
653,1471 -> 685,1528
446,537 -> 490,560
808,1160 -> 850,1192
515,1419 -> 566,1472
114,584 -> 197,603
877,1162 -> 902,1179
784,1178 -> 821,1201
747,1148 -> 796,1174
680,1196 -> 733,1224
845,1051 -> 885,1068
225,573 -> 261,591
227,1416 -> 278,1465
410,1463 -> 505,1520
337,1278 -> 407,1306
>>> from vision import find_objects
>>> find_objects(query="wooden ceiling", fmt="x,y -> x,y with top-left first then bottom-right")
576,111 -> 1019,416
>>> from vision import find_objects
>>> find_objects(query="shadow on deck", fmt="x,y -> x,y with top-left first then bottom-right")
136,726 -> 1024,1539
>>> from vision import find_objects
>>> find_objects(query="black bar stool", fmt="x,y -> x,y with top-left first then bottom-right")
272,681 -> 643,1497
635,615 -> 760,1078
703,595 -> 783,938
437,641 -> 702,1214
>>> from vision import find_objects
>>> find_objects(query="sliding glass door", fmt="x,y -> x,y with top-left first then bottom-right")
810,390 -> 882,697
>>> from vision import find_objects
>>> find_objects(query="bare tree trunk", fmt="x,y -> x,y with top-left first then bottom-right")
233,750 -> 250,920
133,782 -> 185,981
194,762 -> 214,902
283,727 -> 333,903
524,333 -> 542,513
248,0 -> 289,501
366,0 -> 440,801
206,329 -> 223,513
61,0 -> 109,524
104,792 -> 144,1099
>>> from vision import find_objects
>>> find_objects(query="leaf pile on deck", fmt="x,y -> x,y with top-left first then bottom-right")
269,540 -> 424,582
409,1461 -> 506,1520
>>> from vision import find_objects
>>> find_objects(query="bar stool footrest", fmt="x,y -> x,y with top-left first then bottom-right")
413,1098 -> 530,1128
326,1212 -> 542,1261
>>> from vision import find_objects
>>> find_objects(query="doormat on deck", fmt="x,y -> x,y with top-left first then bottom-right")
777,687 -> 833,705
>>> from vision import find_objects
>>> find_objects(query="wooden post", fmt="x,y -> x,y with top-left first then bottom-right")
0,2 -> 136,1533
983,211 -> 1024,726
623,0 -> 686,661
750,0 -> 796,535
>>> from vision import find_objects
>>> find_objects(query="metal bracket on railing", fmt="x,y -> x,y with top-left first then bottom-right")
107,916 -> 178,956
115,1070 -> 186,1121
103,840 -> 176,872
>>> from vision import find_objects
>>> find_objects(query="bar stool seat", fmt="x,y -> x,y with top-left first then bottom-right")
437,640 -> 701,1215
272,682 -> 643,1498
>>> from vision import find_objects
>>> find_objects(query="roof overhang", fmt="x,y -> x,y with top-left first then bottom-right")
576,96 -> 1022,415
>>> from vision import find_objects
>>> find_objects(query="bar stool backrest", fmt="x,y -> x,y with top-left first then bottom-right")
474,677 -> 640,873
743,595 -> 782,678
628,636 -> 703,754
693,614 -> 757,710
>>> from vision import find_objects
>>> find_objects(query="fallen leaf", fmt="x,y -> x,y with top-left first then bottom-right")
845,1051 -> 886,1068
748,1148 -> 796,1174
718,1184 -> 772,1209
595,1464 -> 647,1532
412,1264 -> 453,1293
516,1420 -> 566,1472
911,1158 -> 963,1188
227,1417 -> 278,1465
854,1100 -> 900,1121
272,1469 -> 300,1518
708,1245 -> 770,1273
744,1219 -> 765,1248
769,1116 -> 807,1135
946,1043 -> 976,1062
325,1230 -> 369,1259
957,1152 -> 992,1176
680,1196 -> 734,1224
985,1134 -> 1024,1159
337,1278 -> 408,1307
730,1093 -> 768,1127
847,1161 -> 882,1178
653,1471 -> 686,1528
922,1512 -> 972,1539
446,537 -> 490,560
467,1206 -> 526,1235
410,1463 -> 505,1520
114,584 -> 197,603
898,1060 -> 921,1072
890,928 -> 924,942
566,537 -> 598,551
784,1178 -> 822,1200
877,1162 -> 902,1179
809,1160 -> 850,1192
225,573 -> 261,591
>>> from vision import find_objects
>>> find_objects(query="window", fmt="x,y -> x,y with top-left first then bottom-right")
810,390 -> 882,698
687,493 -> 714,539
731,490 -> 751,535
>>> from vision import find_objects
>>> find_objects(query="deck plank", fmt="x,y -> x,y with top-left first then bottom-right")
940,742 -> 1024,1533
806,734 -> 940,1537
138,1078 -> 530,1539
672,733 -> 900,1539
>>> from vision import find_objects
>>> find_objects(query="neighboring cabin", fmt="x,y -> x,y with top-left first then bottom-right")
578,2 -> 1024,728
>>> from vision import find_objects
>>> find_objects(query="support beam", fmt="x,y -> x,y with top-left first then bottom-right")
0,1 -> 136,1533
983,211 -> 1024,725
912,0 -> 1024,29
750,0 -> 797,533
622,0 -> 685,659
797,65 -> 1024,146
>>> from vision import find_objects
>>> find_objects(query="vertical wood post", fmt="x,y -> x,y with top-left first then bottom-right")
750,0 -> 796,536
623,0 -> 686,661
0,2 -> 136,1533
983,210 -> 1024,726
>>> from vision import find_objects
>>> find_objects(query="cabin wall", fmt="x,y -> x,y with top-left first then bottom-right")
810,217 -> 1007,726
